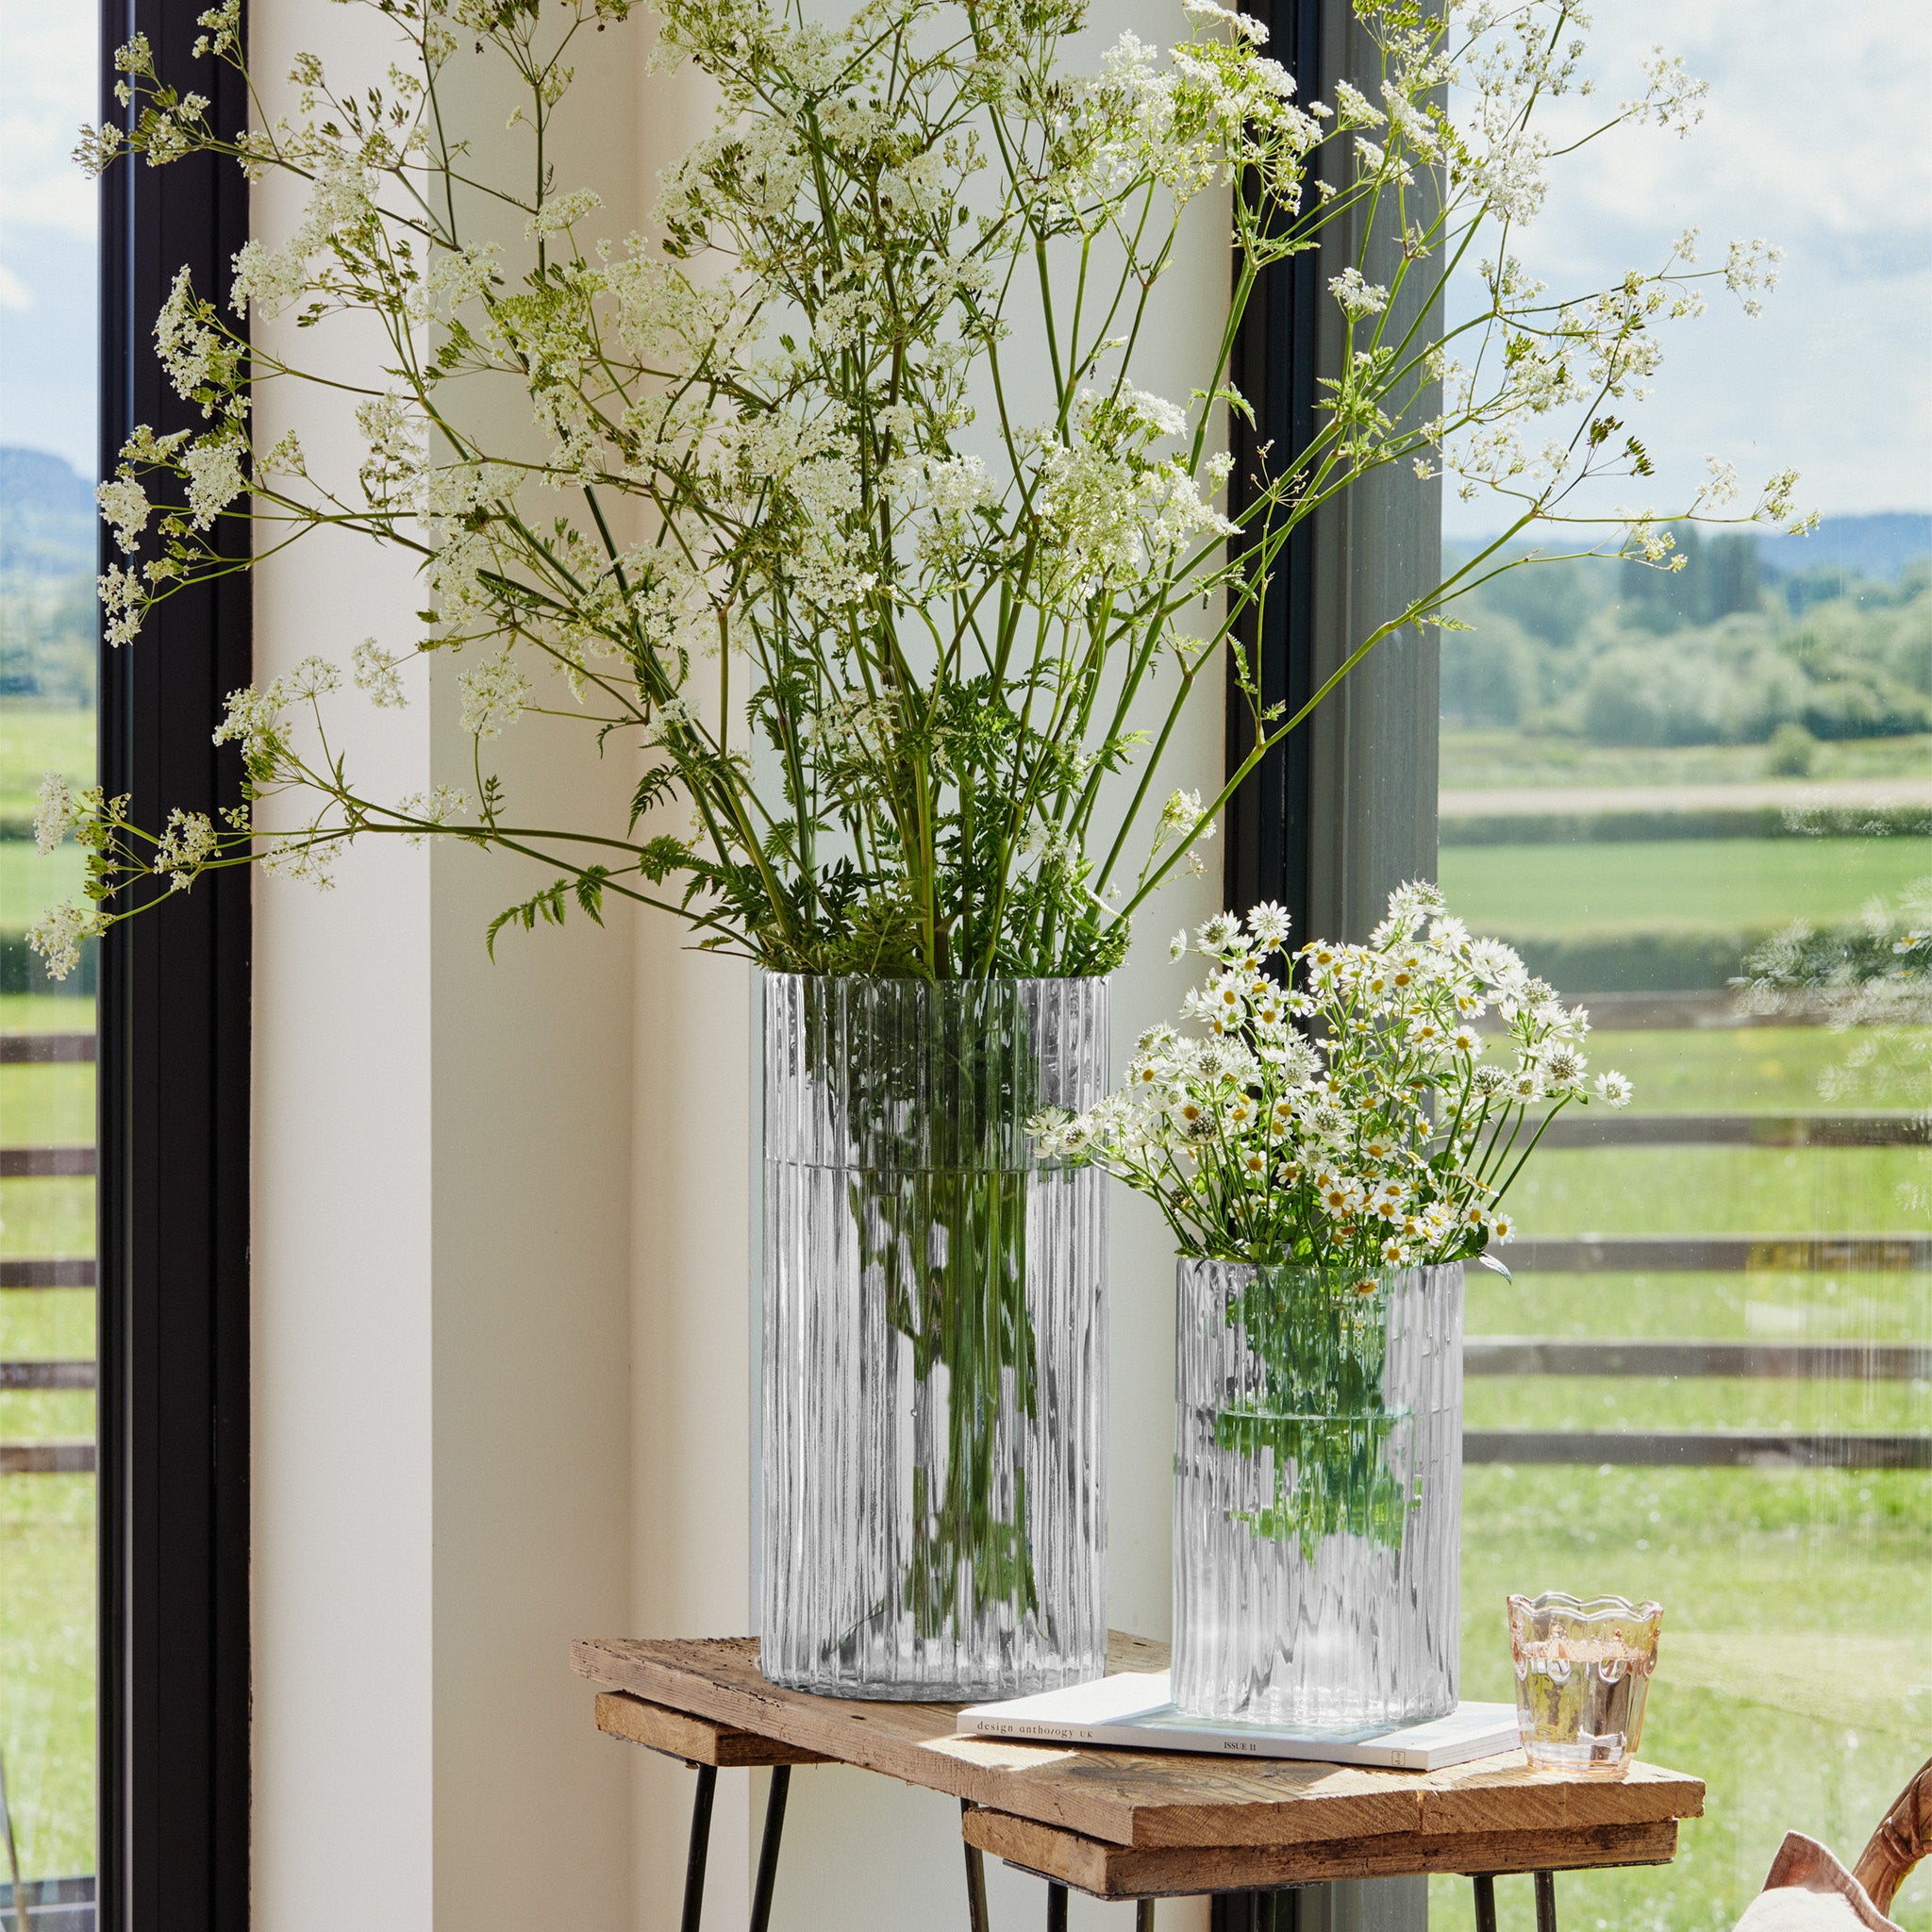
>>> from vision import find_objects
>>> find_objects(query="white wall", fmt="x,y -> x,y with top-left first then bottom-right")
247,4 -> 1231,1928
249,4 -> 641,1926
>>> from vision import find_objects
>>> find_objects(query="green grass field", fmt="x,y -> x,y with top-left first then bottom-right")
0,707 -> 92,823
0,840 -> 86,935
0,1063 -> 92,1142
0,995 -> 92,1032
1505,1146 -> 1928,1235
1591,1027 -> 1932,1112
1440,837 -> 1932,939
0,1474 -> 95,1882
0,968 -> 95,1883
0,1178 -> 94,1256
1469,1267 -> 1930,1344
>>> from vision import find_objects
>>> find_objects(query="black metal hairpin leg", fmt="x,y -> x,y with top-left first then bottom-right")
747,1766 -> 792,1932
1046,1880 -> 1069,1930
1534,1871 -> 1558,1932
962,1802 -> 991,1932
1473,1874 -> 1498,1932
680,1765 -> 719,1932
1136,1902 -> 1156,1932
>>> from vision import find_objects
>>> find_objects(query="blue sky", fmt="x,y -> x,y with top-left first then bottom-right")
2,0 -> 1927,526
0,0 -> 98,475
1441,0 -> 1932,537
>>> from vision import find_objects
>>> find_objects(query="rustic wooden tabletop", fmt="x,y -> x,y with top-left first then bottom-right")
574,1632 -> 1705,1908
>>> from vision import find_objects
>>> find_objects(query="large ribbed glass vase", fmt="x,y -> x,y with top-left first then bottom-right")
1172,1259 -> 1462,1728
760,974 -> 1108,1700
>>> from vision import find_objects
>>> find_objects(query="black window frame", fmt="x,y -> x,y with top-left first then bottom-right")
1224,0 -> 1324,942
96,0 -> 253,1920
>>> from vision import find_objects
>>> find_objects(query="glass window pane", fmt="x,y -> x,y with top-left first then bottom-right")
1435,8 -> 1930,1930
0,0 -> 99,1918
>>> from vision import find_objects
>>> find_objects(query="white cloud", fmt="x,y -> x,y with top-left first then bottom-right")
1446,0 -> 1932,531
0,264 -> 31,311
0,0 -> 103,244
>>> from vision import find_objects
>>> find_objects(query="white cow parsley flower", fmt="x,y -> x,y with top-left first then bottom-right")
26,901 -> 106,980
458,649 -> 533,739
1329,267 -> 1391,319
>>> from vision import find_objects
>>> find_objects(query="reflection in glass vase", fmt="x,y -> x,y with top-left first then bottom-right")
1173,1259 -> 1463,1729
760,973 -> 1108,1700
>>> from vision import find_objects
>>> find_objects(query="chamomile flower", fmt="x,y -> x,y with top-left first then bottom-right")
1246,901 -> 1291,946
1030,885 -> 1616,1274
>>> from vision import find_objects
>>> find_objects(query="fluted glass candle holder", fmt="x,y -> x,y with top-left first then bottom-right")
760,974 -> 1108,1701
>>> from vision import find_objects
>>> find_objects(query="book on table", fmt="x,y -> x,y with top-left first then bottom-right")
956,1672 -> 1521,1772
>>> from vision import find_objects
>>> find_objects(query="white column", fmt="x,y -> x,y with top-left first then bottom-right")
248,3 -> 646,1925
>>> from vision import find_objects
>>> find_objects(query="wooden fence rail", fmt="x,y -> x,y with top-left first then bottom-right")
0,1032 -> 93,1065
1537,1113 -> 1930,1150
1466,1338 -> 1932,1380
0,1360 -> 95,1391
1467,1430 -> 1932,1470
1508,1236 -> 1932,1274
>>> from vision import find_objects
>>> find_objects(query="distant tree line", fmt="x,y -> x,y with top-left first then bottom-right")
0,575 -> 96,706
1441,525 -> 1932,749
0,445 -> 97,707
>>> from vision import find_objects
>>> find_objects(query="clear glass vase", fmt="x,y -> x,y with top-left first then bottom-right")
1172,1258 -> 1462,1728
759,974 -> 1108,1700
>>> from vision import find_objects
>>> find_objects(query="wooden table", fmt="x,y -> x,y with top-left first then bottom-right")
573,1633 -> 1703,1931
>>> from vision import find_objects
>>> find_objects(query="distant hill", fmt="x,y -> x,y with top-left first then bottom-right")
1755,512 -> 1930,583
0,446 -> 96,577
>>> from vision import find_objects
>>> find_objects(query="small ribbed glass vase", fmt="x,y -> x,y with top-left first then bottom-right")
760,974 -> 1108,1701
1172,1258 -> 1462,1728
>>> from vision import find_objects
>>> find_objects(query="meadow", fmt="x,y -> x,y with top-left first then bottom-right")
0,840 -> 85,934
0,990 -> 95,1882
1439,837 -> 1932,941
0,705 -> 92,822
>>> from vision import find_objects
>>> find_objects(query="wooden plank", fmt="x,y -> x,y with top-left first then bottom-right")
1465,1338 -> 1932,1381
1477,992 -> 1820,1033
0,1360 -> 95,1391
594,1692 -> 828,1767
1535,1113 -> 1931,1151
0,1147 -> 96,1177
1410,1755 -> 1700,1837
1508,1237 -> 1931,1275
571,1636 -> 1702,1853
963,1808 -> 1680,1899
0,1259 -> 94,1290
0,1442 -> 94,1474
1467,1430 -> 1932,1470
0,1032 -> 94,1065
